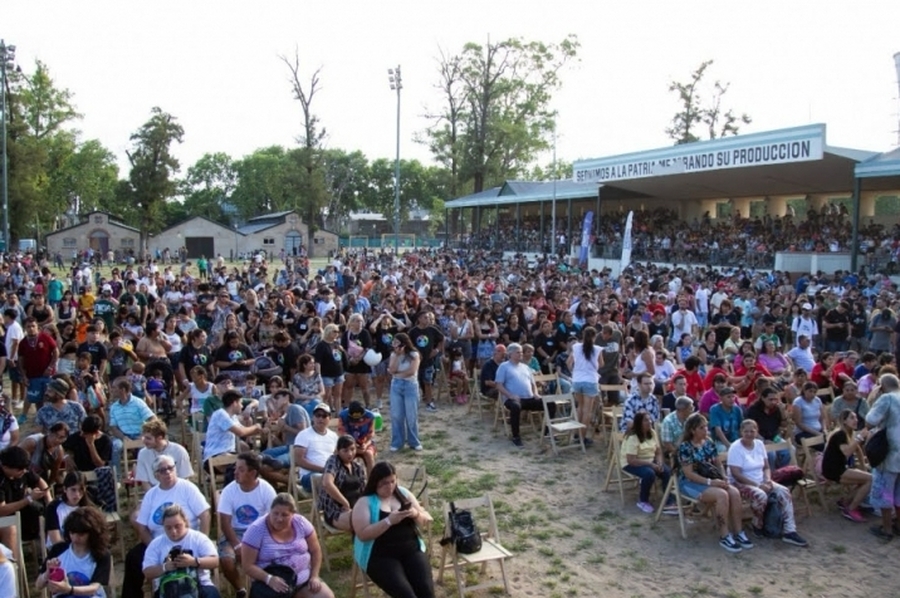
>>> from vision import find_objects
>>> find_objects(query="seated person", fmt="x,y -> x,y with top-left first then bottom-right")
202,391 -> 263,465
621,412 -> 674,514
135,419 -> 194,491
18,422 -> 69,487
338,401 -> 377,473
727,420 -> 808,547
36,506 -> 111,598
108,377 -> 156,473
319,435 -> 367,532
217,452 -> 276,598
659,396 -> 694,458
745,387 -> 791,468
620,373 -> 660,432
293,404 -> 338,492
44,472 -> 94,547
494,343 -> 554,448
0,445 -> 52,548
709,387 -> 743,453
830,381 -> 868,429
142,504 -> 221,598
479,344 -> 507,399
822,409 -> 872,523
64,415 -> 113,472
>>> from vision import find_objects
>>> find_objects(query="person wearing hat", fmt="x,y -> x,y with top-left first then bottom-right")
91,283 -> 118,333
293,403 -> 338,492
337,401 -> 377,473
791,302 -> 819,346
35,378 -> 85,436
709,387 -> 743,453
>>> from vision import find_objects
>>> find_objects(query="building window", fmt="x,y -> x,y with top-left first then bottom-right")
121,238 -> 135,247
93,215 -> 103,223
263,238 -> 275,246
63,238 -> 77,248
314,237 -> 322,244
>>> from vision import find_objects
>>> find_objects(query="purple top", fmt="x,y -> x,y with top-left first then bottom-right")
242,513 -> 314,584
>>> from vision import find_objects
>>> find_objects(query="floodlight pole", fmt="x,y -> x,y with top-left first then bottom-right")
0,40 -> 14,253
389,66 -> 402,254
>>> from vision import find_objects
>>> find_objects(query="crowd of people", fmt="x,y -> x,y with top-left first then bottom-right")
1,237 -> 900,595
458,206 -> 900,271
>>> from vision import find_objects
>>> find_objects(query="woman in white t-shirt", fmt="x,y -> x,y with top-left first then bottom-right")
36,506 -> 111,598
567,326 -> 604,446
0,401 -> 19,450
142,504 -> 220,597
727,420 -> 808,547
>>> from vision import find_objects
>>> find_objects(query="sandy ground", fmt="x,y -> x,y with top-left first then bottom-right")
354,391 -> 899,598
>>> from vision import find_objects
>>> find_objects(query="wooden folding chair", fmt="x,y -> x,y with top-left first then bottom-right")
602,432 -> 641,504
288,445 -> 314,512
206,453 -> 239,509
80,468 -> 127,561
396,464 -> 432,556
438,494 -> 514,597
467,370 -> 494,420
652,473 -> 709,540
600,383 -> 628,406
540,393 -> 586,455
798,434 -> 828,510
0,513 -> 29,598
309,473 -> 353,572
598,402 -> 624,449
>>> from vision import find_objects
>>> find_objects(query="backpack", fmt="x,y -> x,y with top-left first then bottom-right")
762,491 -> 784,538
158,568 -> 200,598
442,501 -> 482,555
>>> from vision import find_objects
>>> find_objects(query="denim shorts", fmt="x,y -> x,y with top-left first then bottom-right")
321,374 -> 345,388
679,477 -> 710,501
418,366 -> 435,385
217,529 -> 245,557
572,381 -> 599,396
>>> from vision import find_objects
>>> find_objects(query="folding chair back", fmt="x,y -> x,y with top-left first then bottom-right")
799,434 -> 827,509
603,431 -> 641,504
309,473 -> 352,572
0,513 -> 29,598
206,453 -> 238,507
396,464 -> 432,554
438,494 -> 513,597
540,394 -> 586,455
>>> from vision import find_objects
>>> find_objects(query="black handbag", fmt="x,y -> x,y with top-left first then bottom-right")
250,564 -> 297,598
694,460 -> 724,481
441,501 -> 482,555
866,428 -> 890,468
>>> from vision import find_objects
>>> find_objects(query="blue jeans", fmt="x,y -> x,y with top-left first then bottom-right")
390,378 -> 421,450
262,445 -> 291,467
623,463 -> 671,503
27,376 -> 52,408
767,448 -> 792,470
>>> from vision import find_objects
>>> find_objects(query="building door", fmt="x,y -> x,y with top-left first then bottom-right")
185,237 -> 215,259
89,230 -> 109,254
285,231 -> 303,257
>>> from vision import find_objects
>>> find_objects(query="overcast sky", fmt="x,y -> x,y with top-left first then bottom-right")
6,0 -> 900,181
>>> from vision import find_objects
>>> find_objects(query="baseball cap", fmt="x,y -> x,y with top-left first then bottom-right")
102,284 -> 112,293
313,403 -> 332,415
801,303 -> 812,310
48,379 -> 70,396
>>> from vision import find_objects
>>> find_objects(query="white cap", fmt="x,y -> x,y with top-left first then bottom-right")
801,302 -> 812,310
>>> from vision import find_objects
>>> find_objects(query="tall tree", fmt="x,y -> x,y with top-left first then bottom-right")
666,60 -> 751,145
230,146 -> 299,219
179,152 -> 237,224
124,107 -> 184,251
422,35 -> 579,194
320,148 -> 369,232
280,50 -> 327,249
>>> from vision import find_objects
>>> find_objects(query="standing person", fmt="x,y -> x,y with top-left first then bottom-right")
567,326 -> 603,446
3,309 -> 24,408
387,333 -> 423,453
495,343 -> 555,448
315,324 -> 346,413
865,373 -> 900,540
407,311 -> 444,412
342,314 -> 374,408
18,316 -> 59,417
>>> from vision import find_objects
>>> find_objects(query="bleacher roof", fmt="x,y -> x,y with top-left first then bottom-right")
446,182 -> 598,208
856,146 -> 900,180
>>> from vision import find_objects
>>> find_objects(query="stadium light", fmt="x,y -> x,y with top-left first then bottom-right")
388,65 -> 401,254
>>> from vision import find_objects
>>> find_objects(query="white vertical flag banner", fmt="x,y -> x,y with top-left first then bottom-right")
620,210 -> 634,273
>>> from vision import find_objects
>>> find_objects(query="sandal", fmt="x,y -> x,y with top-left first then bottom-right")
869,526 -> 894,541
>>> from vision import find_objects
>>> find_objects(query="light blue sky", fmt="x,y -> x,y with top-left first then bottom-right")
6,0 -> 900,179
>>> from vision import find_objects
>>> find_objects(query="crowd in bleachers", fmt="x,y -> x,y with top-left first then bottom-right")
2,240 -> 900,595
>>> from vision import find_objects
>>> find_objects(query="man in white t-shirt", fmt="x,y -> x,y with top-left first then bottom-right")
293,403 -> 338,492
135,419 -> 193,491
202,391 -> 263,463
217,452 -> 276,597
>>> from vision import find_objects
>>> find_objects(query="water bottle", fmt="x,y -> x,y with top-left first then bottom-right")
373,409 -> 384,433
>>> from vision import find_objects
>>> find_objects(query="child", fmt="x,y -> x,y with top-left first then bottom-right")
107,331 -> 138,382
128,361 -> 147,401
448,345 -> 469,404
146,368 -> 168,414
175,366 -> 215,431
56,343 -> 78,376
338,400 -> 377,473
241,373 -> 263,401
72,353 -> 95,396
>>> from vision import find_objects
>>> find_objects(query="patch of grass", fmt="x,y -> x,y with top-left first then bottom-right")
831,544 -> 847,554
555,528 -> 574,538
591,523 -> 610,538
693,586 -> 710,596
533,529 -> 552,541
630,557 -> 649,572
596,509 -> 617,520
574,538 -> 593,551
586,554 -> 605,564
748,587 -> 763,596
470,472 -> 499,492
538,546 -> 555,557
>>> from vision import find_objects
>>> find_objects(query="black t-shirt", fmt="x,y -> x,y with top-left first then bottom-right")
711,312 -> 739,346
181,343 -> 213,374
822,429 -> 850,482
64,433 -> 113,471
107,347 -> 131,380
824,309 -> 850,341
77,341 -> 108,368
501,325 -> 527,345
271,341 -> 301,379
480,359 -> 501,396
745,401 -> 783,441
315,340 -> 345,378
408,325 -> 444,366
214,342 -> 254,371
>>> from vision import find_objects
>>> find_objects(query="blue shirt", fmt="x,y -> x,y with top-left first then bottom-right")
109,396 -> 154,436
709,403 -> 743,446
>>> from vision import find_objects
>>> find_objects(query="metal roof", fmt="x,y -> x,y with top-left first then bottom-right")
856,147 -> 900,179
248,210 -> 294,222
445,182 -> 599,209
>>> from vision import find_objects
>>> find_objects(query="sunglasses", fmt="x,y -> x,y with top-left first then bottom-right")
157,465 -> 175,474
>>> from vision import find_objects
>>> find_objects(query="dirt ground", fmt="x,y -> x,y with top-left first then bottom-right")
339,393 -> 900,598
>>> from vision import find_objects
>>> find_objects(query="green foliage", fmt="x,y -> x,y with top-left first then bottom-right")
179,151 -> 237,225
421,35 -> 580,194
666,60 -> 752,145
124,107 -> 184,247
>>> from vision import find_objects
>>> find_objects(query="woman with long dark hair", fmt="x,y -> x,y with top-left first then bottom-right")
351,462 -> 433,598
36,506 -> 111,598
567,326 -> 603,445
44,471 -> 94,547
387,333 -> 423,452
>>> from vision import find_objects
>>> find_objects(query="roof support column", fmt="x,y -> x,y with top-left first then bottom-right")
515,203 -> 521,252
850,177 -> 861,272
540,200 -> 545,254
566,198 -> 573,258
